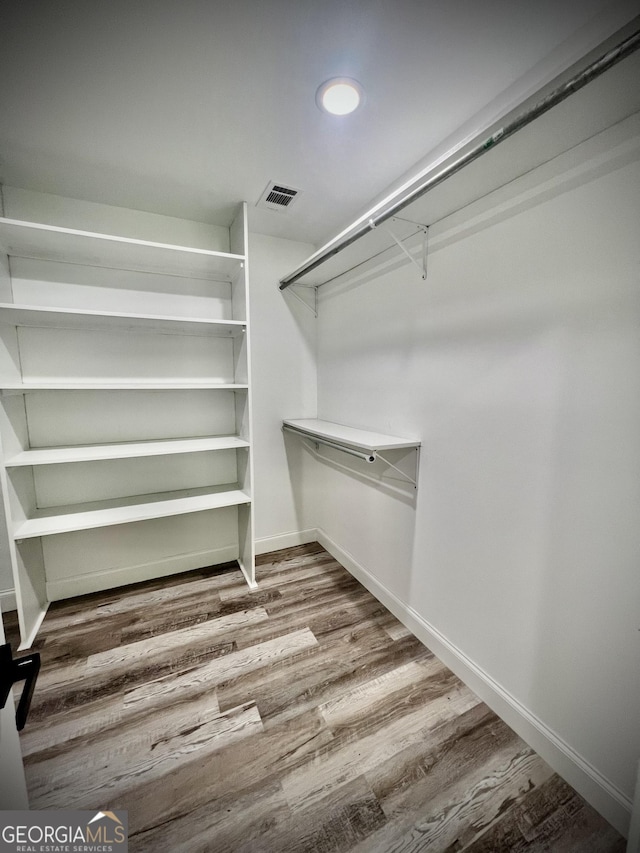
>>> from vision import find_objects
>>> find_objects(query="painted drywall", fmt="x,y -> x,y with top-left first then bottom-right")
313,118 -> 640,827
247,232 -> 319,554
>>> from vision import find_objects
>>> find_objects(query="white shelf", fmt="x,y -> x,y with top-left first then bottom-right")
283,418 -> 420,452
0,218 -> 244,281
5,435 -> 250,467
0,381 -> 249,392
13,485 -> 251,540
0,304 -> 246,337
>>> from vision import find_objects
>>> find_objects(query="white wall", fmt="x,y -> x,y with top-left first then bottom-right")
247,233 -> 319,555
313,118 -> 640,833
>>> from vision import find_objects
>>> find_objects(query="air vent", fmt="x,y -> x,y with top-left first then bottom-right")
256,181 -> 301,212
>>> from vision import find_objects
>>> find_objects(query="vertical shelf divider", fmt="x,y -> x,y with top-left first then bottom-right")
230,203 -> 255,587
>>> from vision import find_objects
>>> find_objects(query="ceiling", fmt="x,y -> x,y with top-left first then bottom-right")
0,0 -> 637,247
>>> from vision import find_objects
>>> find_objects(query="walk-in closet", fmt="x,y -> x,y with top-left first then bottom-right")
0,3 -> 639,851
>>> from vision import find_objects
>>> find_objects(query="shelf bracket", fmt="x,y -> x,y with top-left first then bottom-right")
376,448 -> 420,489
285,283 -> 317,318
369,218 -> 428,280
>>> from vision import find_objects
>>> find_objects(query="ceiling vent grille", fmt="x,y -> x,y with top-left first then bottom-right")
256,181 -> 301,212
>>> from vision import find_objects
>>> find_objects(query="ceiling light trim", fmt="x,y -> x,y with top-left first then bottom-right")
316,77 -> 364,115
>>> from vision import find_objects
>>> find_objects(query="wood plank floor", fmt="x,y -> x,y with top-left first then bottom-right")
5,543 -> 625,852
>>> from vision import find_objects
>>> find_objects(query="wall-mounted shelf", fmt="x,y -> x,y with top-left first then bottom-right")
283,418 -> 420,487
5,435 -> 250,467
0,304 -> 246,337
0,218 -> 244,281
0,382 -> 249,393
12,485 -> 251,540
283,419 -> 419,452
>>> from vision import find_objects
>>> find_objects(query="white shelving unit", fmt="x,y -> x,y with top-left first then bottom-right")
0,206 -> 255,648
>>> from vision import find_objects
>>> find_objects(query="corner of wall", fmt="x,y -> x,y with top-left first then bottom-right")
315,527 -> 633,838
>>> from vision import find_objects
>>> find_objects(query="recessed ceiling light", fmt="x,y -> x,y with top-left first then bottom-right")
316,78 -> 364,116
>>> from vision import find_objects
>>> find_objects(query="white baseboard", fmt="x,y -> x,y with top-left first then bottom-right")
255,528 -> 318,555
0,588 -> 17,613
46,546 -> 240,601
316,527 -> 632,838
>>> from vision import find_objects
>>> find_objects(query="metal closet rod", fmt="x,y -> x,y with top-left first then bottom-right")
279,23 -> 640,291
282,424 -> 376,463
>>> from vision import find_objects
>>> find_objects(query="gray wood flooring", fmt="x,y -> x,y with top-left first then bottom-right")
5,543 -> 625,852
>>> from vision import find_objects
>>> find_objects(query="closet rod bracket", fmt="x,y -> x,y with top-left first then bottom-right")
376,448 -> 420,488
369,218 -> 428,280
284,283 -> 318,317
